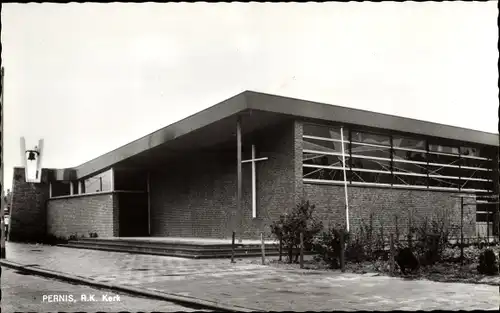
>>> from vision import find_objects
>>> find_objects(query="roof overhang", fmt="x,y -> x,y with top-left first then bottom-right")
52,90 -> 499,181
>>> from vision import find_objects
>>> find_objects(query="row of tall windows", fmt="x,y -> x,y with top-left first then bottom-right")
302,123 -> 495,193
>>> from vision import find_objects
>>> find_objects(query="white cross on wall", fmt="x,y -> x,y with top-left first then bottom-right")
241,144 -> 268,218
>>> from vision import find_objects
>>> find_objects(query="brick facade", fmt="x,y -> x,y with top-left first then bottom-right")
47,193 -> 118,239
10,117 -> 480,242
9,167 -> 51,242
150,120 -> 297,240
303,183 -> 476,239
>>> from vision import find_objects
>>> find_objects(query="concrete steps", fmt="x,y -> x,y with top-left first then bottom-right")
59,238 -> 294,259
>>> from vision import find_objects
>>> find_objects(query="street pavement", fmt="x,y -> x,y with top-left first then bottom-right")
2,242 -> 499,311
1,267 -> 209,312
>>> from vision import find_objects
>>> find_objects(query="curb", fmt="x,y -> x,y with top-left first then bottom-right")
0,260 -> 256,312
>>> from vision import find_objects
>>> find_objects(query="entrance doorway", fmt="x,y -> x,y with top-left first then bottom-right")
114,168 -> 150,237
118,192 -> 149,237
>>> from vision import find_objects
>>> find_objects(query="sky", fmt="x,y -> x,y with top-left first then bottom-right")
1,2 -> 499,191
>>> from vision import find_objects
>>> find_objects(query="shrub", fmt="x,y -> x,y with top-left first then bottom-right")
477,249 -> 498,275
270,199 -> 323,263
313,226 -> 349,269
345,237 -> 366,263
396,247 -> 420,275
414,216 -> 451,265
68,234 -> 78,241
345,214 -> 375,262
88,232 -> 98,238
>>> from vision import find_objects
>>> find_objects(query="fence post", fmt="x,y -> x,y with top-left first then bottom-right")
279,234 -> 283,261
460,196 -> 464,266
390,234 -> 395,276
340,230 -> 345,272
261,232 -> 266,265
231,231 -> 236,263
299,232 -> 304,269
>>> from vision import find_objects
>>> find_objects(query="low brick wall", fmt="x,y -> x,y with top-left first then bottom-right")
304,183 -> 476,239
47,193 -> 118,239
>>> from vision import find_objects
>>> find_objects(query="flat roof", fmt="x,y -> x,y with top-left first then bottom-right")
53,90 -> 498,180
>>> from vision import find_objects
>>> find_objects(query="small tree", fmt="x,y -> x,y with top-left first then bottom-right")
270,200 -> 323,263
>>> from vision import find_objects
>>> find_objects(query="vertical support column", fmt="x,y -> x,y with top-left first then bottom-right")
49,182 -> 53,198
348,129 -> 353,184
460,196 -> 464,265
236,116 -> 242,242
426,141 -> 430,189
390,135 -> 394,186
147,171 -> 151,236
340,127 -> 349,232
458,151 -> 462,192
251,144 -> 257,219
69,181 -> 74,195
110,167 -> 115,192
78,180 -> 82,194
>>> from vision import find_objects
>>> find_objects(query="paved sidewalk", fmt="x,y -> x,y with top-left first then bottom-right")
3,242 -> 499,311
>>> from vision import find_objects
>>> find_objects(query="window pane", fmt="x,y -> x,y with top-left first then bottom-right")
476,213 -> 495,223
393,150 -> 427,163
429,144 -> 459,155
351,131 -> 390,146
460,146 -> 480,157
351,157 -> 391,171
351,143 -> 391,158
461,180 -> 493,191
84,169 -> 112,192
462,157 -> 490,169
461,146 -> 493,160
428,165 -> 460,178
392,161 -> 427,175
429,176 -> 460,189
303,137 -> 346,154
428,153 -> 461,166
303,124 -> 347,140
460,167 -> 492,180
303,152 -> 348,167
392,136 -> 426,150
393,174 -> 428,186
303,167 -> 345,181
351,171 -> 392,184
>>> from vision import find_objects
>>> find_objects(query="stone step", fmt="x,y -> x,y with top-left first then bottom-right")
60,242 -> 289,259
65,241 -> 280,254
74,238 -> 278,251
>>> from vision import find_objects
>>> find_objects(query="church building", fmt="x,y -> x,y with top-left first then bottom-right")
9,91 -> 499,242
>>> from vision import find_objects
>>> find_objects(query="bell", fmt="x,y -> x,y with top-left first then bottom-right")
28,151 -> 37,161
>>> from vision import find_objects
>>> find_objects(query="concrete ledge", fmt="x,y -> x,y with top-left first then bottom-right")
48,191 -> 114,200
0,260 -> 256,312
49,190 -> 147,200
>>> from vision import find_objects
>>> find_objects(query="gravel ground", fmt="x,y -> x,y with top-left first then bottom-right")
241,248 -> 500,286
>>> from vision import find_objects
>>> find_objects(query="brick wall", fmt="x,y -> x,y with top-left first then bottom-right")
303,183 -> 476,238
150,120 -> 297,240
293,121 -> 304,205
47,193 -> 118,239
9,167 -> 51,242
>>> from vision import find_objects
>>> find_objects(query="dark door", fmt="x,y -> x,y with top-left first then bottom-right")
118,192 -> 149,237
